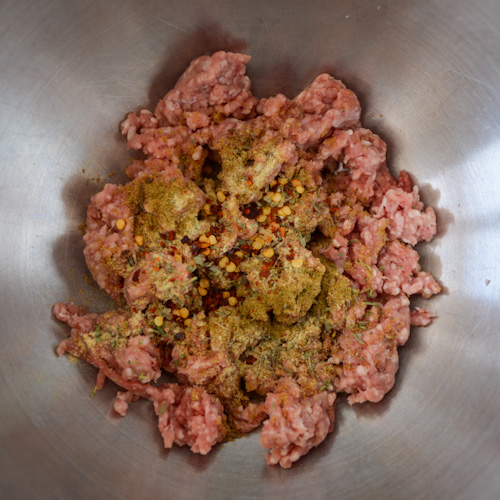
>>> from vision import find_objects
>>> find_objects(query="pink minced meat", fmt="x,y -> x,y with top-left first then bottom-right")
371,186 -> 437,245
260,378 -> 336,468
335,295 -> 411,404
174,350 -> 230,386
83,183 -> 135,299
319,128 -> 387,200
55,304 -> 162,391
125,157 -> 183,182
125,125 -> 198,160
256,74 -> 361,147
115,336 -> 162,384
231,402 -> 268,434
411,307 -> 437,327
153,384 -> 227,455
154,51 -> 256,126
53,302 -> 100,335
54,51 -> 441,467
378,241 -> 441,298
113,391 -> 140,417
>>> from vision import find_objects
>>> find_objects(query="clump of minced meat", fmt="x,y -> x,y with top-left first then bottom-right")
54,51 -> 441,469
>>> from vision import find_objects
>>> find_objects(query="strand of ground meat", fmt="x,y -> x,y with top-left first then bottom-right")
260,378 -> 336,468
53,302 -> 227,455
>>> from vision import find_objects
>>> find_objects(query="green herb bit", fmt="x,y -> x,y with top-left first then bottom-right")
193,255 -> 205,266
353,333 -> 365,344
159,402 -> 167,415
94,324 -> 102,342
155,324 -> 170,337
320,381 -> 331,391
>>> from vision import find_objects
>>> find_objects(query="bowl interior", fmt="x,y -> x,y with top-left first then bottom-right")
1,1 -> 500,498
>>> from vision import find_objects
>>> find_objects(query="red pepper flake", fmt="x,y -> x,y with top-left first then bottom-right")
259,268 -> 270,278
167,231 -> 176,241
153,266 -> 160,272
245,356 -> 257,365
160,241 -> 166,248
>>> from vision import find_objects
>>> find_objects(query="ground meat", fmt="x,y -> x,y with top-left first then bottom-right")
125,157 -> 184,183
378,241 -> 441,298
115,336 -> 162,384
154,51 -> 256,126
53,302 -> 100,335
153,384 -> 227,455
54,51 -> 441,468
335,295 -> 411,404
260,378 -> 336,468
230,402 -> 268,434
256,74 -> 361,148
411,307 -> 437,326
83,184 -> 136,298
113,391 -> 139,417
319,128 -> 387,200
371,186 -> 437,245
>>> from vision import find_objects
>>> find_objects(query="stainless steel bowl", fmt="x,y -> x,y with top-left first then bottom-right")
1,1 -> 499,498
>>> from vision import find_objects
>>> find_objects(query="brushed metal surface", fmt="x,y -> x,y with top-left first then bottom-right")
1,0 -> 499,498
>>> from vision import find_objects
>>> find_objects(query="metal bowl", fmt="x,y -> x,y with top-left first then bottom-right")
1,1 -> 499,498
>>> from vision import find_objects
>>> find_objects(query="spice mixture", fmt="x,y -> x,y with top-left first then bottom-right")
54,52 -> 440,468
